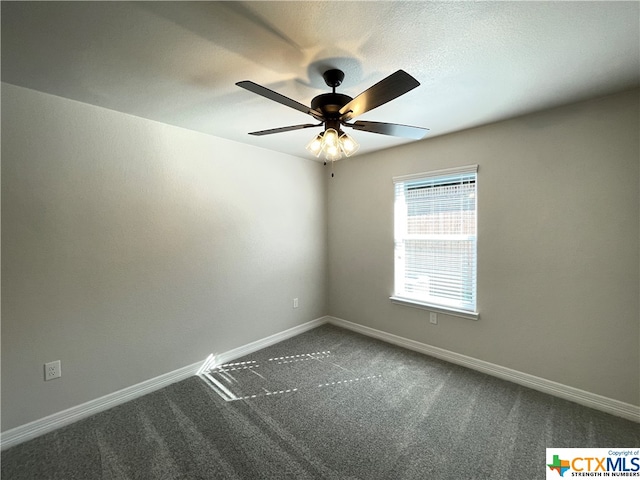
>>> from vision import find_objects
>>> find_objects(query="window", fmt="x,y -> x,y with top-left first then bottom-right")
391,165 -> 478,319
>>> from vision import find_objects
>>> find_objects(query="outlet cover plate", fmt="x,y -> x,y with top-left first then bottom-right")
45,360 -> 61,381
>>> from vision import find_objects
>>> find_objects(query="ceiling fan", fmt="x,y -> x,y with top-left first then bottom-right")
236,69 -> 429,165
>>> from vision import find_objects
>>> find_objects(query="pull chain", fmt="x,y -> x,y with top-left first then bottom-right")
324,159 -> 335,178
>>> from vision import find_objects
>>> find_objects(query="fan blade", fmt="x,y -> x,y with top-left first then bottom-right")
248,123 -> 321,136
347,120 -> 429,140
236,81 -> 323,119
339,70 -> 420,121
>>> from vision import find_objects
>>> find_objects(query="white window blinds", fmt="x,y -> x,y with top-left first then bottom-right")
393,165 -> 477,314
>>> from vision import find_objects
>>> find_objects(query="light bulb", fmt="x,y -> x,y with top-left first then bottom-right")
322,128 -> 339,149
339,132 -> 359,157
325,146 -> 342,161
306,133 -> 323,157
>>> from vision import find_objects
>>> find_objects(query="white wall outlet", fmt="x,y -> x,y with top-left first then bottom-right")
429,312 -> 438,325
44,360 -> 61,381
293,298 -> 299,309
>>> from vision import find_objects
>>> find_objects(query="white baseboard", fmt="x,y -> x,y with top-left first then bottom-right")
0,361 -> 202,451
3,314 -> 637,451
0,316 -> 328,451
326,316 -> 640,423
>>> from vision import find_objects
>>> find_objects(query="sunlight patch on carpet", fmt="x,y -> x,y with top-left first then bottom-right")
198,349 -> 384,401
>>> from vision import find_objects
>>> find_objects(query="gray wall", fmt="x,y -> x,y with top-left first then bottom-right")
1,83 -> 328,431
3,83 -> 638,433
327,89 -> 639,406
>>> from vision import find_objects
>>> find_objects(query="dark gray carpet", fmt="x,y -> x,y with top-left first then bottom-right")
2,324 -> 638,479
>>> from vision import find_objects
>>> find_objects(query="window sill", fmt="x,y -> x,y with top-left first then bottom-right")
389,296 -> 479,321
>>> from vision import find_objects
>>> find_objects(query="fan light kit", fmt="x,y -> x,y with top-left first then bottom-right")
305,129 -> 359,160
237,68 -> 428,175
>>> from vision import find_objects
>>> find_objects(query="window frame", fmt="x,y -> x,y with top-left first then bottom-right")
390,165 -> 479,320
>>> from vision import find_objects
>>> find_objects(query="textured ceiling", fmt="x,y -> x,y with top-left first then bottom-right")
2,1 -> 639,159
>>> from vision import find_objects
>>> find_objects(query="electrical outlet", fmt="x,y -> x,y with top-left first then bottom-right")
293,298 -> 299,309
44,360 -> 61,381
429,312 -> 438,325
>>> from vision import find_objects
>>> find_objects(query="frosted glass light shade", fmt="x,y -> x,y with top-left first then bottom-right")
322,128 -> 339,149
305,133 -> 323,157
339,132 -> 359,157
325,146 -> 343,161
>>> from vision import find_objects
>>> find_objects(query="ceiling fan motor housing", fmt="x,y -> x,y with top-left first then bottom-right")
311,93 -> 352,131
